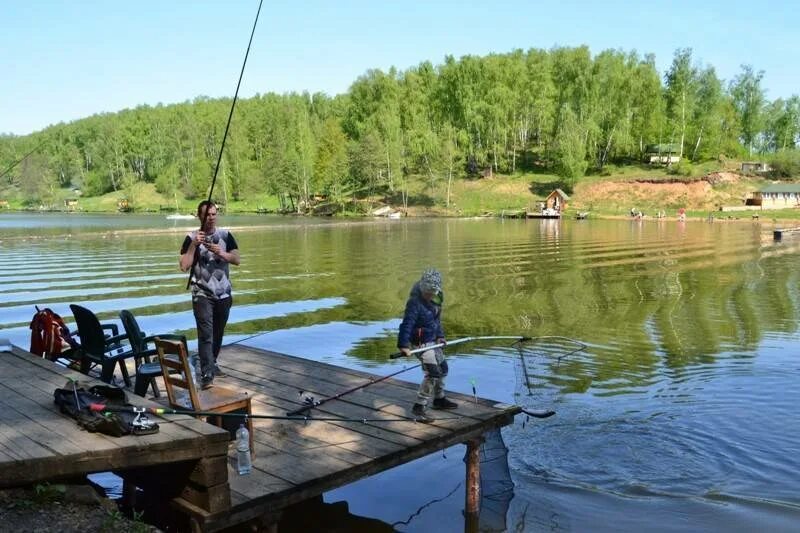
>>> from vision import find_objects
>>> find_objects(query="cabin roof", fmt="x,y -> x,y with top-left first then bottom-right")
759,183 -> 800,193
548,188 -> 570,200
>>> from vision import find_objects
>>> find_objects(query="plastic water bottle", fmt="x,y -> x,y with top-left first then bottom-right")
236,423 -> 252,475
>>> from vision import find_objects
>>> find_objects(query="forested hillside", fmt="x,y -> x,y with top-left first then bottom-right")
1,46 -> 798,212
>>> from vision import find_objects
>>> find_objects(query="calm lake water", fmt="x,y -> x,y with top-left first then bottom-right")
1,212 -> 798,532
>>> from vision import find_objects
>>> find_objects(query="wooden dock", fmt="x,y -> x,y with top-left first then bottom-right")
1,343 -> 521,532
0,344 -> 229,489
773,227 -> 800,240
525,211 -> 561,219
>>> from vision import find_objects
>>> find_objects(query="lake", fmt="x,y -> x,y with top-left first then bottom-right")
1,212 -> 798,532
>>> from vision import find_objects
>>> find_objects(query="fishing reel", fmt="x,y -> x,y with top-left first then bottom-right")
130,406 -> 159,435
299,391 -> 321,408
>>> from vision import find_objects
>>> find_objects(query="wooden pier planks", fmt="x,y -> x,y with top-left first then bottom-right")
174,344 -> 520,531
2,342 -> 520,532
0,346 -> 229,488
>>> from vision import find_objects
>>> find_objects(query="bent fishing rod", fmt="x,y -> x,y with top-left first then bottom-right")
186,0 -> 263,290
287,335 -> 531,416
88,403 -> 460,424
389,335 -> 532,359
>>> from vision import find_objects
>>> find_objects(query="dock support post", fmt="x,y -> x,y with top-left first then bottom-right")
121,479 -> 137,511
464,437 -> 484,532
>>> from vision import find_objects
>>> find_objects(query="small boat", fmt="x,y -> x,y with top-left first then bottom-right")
166,213 -> 195,220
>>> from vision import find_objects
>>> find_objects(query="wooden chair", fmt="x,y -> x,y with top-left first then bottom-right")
119,309 -> 190,398
154,338 -> 254,456
69,304 -> 134,385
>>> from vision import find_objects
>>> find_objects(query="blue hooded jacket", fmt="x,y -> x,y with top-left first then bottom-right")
397,282 -> 444,348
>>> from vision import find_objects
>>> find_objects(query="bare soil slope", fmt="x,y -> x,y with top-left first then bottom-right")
572,172 -> 756,214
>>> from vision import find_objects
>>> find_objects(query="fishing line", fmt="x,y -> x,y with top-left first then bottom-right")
391,482 -> 462,528
224,329 -> 272,347
0,139 -> 47,181
288,337 -> 528,415
186,0 -> 263,289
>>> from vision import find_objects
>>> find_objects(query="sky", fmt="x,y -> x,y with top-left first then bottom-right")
2,0 -> 798,136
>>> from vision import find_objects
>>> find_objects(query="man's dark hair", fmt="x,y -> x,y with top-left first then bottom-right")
196,200 -> 217,218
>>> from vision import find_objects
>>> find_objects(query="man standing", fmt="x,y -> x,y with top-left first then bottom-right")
179,200 -> 240,389
397,268 -> 458,422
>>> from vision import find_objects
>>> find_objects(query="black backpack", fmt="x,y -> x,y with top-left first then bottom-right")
54,381 -> 159,437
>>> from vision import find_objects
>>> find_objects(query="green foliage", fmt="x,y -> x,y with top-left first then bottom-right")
553,107 -> 588,182
0,46 -> 796,210
667,160 -> 695,177
768,149 -> 800,178
729,65 -> 767,155
33,483 -> 66,504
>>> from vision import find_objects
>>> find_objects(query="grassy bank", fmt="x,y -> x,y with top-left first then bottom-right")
3,162 -> 798,220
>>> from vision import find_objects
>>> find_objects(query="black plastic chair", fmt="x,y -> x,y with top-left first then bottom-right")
69,304 -> 134,385
119,309 -> 189,398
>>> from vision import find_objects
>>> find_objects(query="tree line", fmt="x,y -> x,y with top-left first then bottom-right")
1,46 -> 798,211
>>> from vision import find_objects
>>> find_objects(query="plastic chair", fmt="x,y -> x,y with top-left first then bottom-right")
69,304 -> 134,385
155,337 -> 254,456
119,309 -> 189,398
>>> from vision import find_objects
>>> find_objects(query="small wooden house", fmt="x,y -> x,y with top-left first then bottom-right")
751,184 -> 800,209
545,189 -> 569,213
0,200 -> 9,209
644,143 -> 680,165
117,198 -> 132,212
63,198 -> 78,210
741,162 -> 771,174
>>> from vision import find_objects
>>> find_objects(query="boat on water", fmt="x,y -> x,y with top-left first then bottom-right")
166,213 -> 195,220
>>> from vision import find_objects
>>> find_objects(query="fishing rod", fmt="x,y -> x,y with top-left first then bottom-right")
286,361 -> 422,416
186,0 -> 263,290
0,139 -> 47,181
88,403 -> 460,424
389,335 -> 532,359
287,336 -> 531,416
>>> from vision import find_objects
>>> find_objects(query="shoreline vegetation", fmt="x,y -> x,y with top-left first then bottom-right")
1,46 -> 798,225
3,164 -> 800,223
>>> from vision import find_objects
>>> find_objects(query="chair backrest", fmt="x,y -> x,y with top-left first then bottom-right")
155,337 -> 199,410
70,304 -> 107,357
119,309 -> 145,356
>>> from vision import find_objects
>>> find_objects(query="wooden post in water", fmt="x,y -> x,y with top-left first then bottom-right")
464,436 -> 484,532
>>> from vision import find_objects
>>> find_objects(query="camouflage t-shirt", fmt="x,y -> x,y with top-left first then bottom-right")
180,229 -> 238,300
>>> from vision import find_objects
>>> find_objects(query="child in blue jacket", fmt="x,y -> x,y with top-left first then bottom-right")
398,268 -> 458,421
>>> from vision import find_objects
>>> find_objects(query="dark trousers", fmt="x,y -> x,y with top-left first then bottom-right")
192,295 -> 232,379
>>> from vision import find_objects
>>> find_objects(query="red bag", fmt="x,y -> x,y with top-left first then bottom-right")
29,307 -> 76,360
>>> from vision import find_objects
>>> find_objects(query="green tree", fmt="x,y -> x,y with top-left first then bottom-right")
314,118 -> 350,208
553,106 -> 587,183
664,48 -> 698,159
765,96 -> 800,151
730,65 -> 766,155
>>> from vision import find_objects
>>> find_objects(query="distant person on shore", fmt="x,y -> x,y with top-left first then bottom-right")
179,200 -> 240,389
678,207 -> 686,221
397,268 -> 458,422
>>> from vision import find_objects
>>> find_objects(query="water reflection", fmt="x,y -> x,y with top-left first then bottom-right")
1,216 -> 799,531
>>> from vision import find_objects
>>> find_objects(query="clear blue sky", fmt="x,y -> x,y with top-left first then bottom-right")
2,0 -> 797,135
